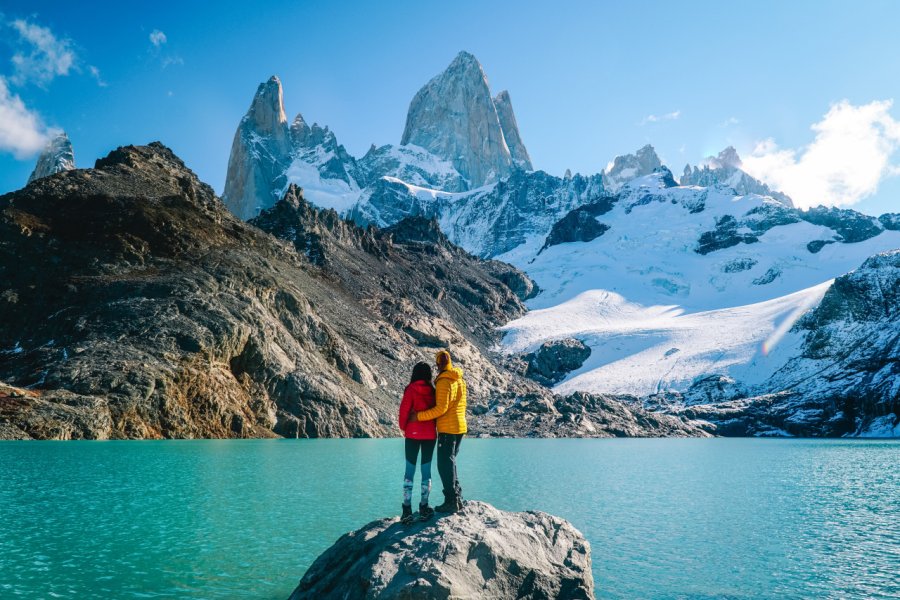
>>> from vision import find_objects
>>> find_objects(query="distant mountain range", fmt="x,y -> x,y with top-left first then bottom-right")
10,51 -> 899,438
216,51 -> 899,437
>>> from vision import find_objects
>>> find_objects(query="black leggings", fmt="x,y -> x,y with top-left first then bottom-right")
404,438 -> 436,480
437,433 -> 464,502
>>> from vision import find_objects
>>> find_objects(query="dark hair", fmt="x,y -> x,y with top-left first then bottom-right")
410,362 -> 434,387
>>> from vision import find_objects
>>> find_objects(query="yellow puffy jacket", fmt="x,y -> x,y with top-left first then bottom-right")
416,361 -> 467,434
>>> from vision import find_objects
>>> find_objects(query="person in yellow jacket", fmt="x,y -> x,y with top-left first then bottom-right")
408,349 -> 467,513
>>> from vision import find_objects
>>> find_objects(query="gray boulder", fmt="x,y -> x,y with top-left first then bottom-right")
290,501 -> 595,599
524,338 -> 592,386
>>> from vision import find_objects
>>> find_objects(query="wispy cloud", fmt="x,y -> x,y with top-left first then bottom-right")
148,28 -> 183,67
0,76 -> 55,158
721,116 -> 740,127
640,110 -> 680,126
7,18 -> 76,87
742,100 -> 900,209
88,65 -> 107,87
149,29 -> 167,47
161,55 -> 184,68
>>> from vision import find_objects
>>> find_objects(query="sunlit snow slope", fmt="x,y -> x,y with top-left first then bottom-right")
499,173 -> 900,396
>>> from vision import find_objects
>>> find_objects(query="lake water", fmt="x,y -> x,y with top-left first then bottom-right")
1,439 -> 898,599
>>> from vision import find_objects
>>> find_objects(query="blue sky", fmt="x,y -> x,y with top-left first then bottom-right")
2,0 -> 900,214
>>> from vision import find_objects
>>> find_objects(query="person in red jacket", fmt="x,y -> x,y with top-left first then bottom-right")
398,362 -> 438,524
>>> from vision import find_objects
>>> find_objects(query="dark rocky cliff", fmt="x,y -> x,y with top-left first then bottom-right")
0,143 -> 532,439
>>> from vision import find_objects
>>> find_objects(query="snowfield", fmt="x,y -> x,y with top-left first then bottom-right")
498,173 -> 900,397
500,282 -> 830,396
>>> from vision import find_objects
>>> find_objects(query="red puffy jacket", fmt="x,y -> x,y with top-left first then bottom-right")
398,380 -> 437,439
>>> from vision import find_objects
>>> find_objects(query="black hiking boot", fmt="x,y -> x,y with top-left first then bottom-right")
418,504 -> 435,521
400,504 -> 414,525
435,498 -> 459,513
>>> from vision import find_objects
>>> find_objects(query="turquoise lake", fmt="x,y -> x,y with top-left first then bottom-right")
1,439 -> 898,599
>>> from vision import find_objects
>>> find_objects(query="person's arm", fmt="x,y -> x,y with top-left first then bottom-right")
398,388 -> 413,432
416,380 -> 451,421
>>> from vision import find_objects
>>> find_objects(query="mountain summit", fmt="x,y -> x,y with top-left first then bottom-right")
222,76 -> 292,219
28,131 -> 75,184
401,51 -> 531,188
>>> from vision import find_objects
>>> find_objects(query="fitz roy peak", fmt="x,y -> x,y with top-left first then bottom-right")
401,50 -> 530,187
28,131 -> 75,184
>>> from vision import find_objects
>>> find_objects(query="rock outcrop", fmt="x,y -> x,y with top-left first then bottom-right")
470,390 -> 712,438
27,131 -> 75,184
540,197 -> 616,252
401,51 -> 517,188
290,501 -> 595,600
522,338 -> 592,386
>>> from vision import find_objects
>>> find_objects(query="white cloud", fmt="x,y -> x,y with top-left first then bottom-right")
742,100 -> 900,209
8,19 -> 76,86
149,29 -> 167,47
640,110 -> 680,126
88,65 -> 107,87
721,116 -> 740,127
0,76 -> 53,158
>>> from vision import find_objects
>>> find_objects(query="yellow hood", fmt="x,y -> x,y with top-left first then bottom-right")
437,365 -> 463,382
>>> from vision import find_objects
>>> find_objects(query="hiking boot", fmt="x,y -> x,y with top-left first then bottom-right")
418,504 -> 435,521
435,499 -> 459,513
400,504 -> 414,525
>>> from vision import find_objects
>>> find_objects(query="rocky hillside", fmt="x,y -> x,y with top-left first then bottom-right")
0,142 -> 703,440
0,143 -> 526,439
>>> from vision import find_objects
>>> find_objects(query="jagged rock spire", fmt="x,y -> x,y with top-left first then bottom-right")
493,90 -> 533,171
602,144 -> 663,192
222,76 -> 293,220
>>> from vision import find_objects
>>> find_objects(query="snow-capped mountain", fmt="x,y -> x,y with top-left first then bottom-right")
602,144 -> 662,192
222,52 -> 536,222
498,170 -> 900,403
222,76 -> 293,219
401,51 -> 529,188
681,146 -> 793,206
220,51 -> 900,436
28,131 -> 75,184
